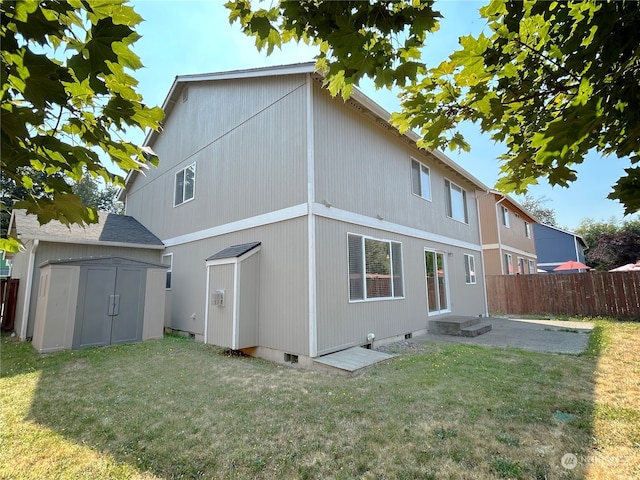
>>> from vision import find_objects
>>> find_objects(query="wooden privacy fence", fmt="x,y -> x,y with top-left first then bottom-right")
486,272 -> 640,319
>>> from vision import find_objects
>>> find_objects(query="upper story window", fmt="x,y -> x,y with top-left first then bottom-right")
501,205 -> 510,228
348,233 -> 404,302
445,179 -> 468,224
174,163 -> 195,206
411,159 -> 431,200
524,221 -> 531,238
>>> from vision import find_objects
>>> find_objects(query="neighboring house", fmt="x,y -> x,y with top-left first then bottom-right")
533,223 -> 587,272
120,63 -> 490,367
478,191 -> 538,276
7,209 -> 166,344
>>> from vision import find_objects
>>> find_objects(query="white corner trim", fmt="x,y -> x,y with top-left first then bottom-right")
204,263 -> 210,344
306,75 -> 318,358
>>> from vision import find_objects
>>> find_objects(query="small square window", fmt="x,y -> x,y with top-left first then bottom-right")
162,253 -> 173,289
411,159 -> 431,200
501,206 -> 510,228
174,163 -> 195,206
445,179 -> 468,223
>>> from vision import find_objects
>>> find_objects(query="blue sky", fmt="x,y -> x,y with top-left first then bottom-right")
127,0 -> 633,231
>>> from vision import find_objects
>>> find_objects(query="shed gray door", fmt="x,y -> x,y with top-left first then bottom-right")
73,266 -> 145,348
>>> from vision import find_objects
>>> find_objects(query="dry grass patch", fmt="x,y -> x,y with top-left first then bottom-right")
1,320 -> 638,479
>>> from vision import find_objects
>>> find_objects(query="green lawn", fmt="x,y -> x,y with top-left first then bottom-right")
1,320 -> 638,479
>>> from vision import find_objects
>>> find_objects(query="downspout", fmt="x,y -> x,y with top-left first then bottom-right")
306,74 -> 318,358
20,239 -> 39,340
475,191 -> 490,317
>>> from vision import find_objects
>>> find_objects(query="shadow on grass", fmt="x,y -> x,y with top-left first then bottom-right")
3,325 -> 621,479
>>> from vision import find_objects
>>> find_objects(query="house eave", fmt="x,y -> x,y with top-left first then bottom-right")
16,235 -> 165,250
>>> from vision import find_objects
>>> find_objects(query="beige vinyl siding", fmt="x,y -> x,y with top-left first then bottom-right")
314,217 -> 486,355
498,208 -> 536,254
478,193 -> 500,245
17,242 -> 162,339
312,82 -> 481,247
125,75 -> 308,240
166,216 -> 309,355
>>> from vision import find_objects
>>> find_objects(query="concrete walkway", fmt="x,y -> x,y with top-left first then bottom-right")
422,317 -> 594,354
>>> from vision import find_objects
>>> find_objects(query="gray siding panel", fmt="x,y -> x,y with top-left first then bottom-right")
314,217 -> 486,354
126,75 -> 309,240
166,217 -> 309,355
312,82 -> 481,246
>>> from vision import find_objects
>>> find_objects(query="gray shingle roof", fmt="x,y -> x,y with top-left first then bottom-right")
207,242 -> 261,261
12,210 -> 164,247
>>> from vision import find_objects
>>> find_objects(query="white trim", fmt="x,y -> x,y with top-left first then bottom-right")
538,262 -> 564,267
162,202 -> 484,253
20,239 -> 38,340
14,236 -> 164,250
313,203 -> 482,252
306,76 -> 318,358
204,263 -> 210,344
232,260 -> 240,350
482,243 -> 537,259
163,204 -> 308,246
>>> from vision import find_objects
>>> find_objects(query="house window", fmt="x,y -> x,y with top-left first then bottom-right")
348,233 -> 404,301
445,179 -> 468,223
411,159 -> 431,200
517,257 -> 525,274
464,254 -> 476,284
174,163 -> 195,206
504,253 -> 513,275
524,221 -> 531,238
162,253 -> 173,289
528,259 -> 536,274
501,205 -> 510,228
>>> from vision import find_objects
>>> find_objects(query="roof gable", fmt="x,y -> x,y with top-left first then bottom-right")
120,63 -> 490,198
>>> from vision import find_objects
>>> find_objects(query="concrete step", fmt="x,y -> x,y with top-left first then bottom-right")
460,323 -> 492,337
428,316 -> 480,335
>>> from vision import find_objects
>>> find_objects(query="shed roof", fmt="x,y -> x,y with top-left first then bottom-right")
9,209 -> 164,249
207,242 -> 261,261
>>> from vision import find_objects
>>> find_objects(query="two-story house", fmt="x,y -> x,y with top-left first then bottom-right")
121,63 -> 490,367
533,223 -> 587,272
478,191 -> 538,276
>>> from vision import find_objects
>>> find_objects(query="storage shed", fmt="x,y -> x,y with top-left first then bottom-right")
32,256 -> 166,353
6,210 -> 166,344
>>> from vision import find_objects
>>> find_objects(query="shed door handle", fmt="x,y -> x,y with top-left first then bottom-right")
108,294 -> 120,316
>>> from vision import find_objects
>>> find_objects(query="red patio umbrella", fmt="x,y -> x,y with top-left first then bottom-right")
553,260 -> 591,271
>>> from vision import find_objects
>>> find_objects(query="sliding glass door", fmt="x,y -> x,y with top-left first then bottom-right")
425,250 -> 449,314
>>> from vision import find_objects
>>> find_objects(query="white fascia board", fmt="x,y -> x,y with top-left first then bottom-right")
165,202 -> 482,252
16,236 -> 165,250
164,204 -> 308,247
312,203 -> 483,252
